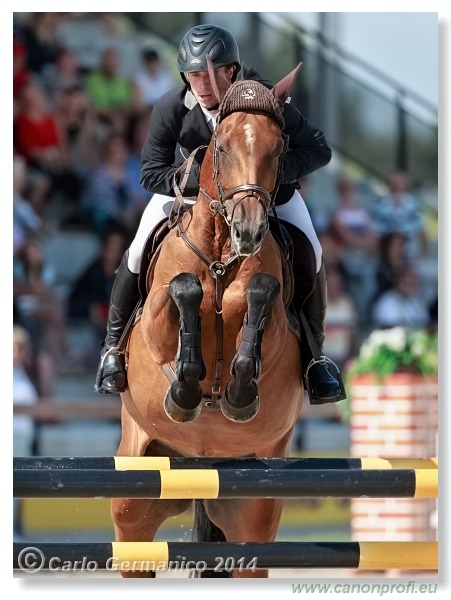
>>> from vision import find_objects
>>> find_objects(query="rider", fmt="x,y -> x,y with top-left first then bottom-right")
95,24 -> 344,405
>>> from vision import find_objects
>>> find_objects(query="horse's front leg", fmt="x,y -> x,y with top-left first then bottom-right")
164,273 -> 206,423
222,272 -> 280,422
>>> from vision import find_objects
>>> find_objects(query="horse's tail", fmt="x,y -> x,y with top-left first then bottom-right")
192,500 -> 232,578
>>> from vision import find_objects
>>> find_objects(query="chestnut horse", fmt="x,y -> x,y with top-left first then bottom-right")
112,59 -> 305,578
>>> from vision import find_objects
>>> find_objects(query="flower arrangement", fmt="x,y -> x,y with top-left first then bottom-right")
336,327 -> 438,423
346,326 -> 438,380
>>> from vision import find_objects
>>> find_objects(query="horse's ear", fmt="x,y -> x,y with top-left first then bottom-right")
206,54 -> 231,104
271,62 -> 303,106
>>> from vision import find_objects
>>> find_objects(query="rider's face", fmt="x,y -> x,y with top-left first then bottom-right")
187,65 -> 235,110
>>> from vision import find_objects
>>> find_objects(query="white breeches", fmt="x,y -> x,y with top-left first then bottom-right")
127,190 -> 322,274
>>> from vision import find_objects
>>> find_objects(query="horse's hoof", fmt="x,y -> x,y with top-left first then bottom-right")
163,389 -> 202,423
220,392 -> 260,423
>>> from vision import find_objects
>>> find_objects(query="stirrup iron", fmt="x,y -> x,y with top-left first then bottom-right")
304,355 -> 347,403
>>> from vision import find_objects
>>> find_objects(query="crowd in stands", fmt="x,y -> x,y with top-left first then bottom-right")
12,13 -> 438,411
13,13 -> 176,399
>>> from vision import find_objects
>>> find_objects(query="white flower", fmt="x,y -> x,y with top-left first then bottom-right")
383,326 -> 407,352
359,342 -> 373,359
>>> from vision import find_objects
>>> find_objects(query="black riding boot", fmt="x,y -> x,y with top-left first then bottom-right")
301,259 -> 346,404
95,250 -> 141,394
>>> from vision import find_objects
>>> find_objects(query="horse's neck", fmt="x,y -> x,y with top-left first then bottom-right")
180,144 -> 232,259
186,194 -> 232,260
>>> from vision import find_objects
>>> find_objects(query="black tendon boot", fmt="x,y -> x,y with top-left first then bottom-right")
300,259 -> 346,404
95,250 -> 141,394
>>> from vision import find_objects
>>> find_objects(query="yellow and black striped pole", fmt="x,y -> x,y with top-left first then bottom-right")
14,467 -> 438,499
14,456 -> 439,471
13,541 -> 438,571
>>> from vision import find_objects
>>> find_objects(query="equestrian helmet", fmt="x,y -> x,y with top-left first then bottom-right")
177,24 -> 241,84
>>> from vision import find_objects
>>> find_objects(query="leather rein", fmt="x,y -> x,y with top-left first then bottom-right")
168,123 -> 288,405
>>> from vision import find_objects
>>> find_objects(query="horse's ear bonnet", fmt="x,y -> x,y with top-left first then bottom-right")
218,80 -> 285,129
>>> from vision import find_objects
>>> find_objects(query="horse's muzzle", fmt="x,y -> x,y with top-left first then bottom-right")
231,220 -> 268,256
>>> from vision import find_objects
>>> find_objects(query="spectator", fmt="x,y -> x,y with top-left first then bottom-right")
317,229 -> 346,277
125,113 -> 154,209
13,324 -> 39,455
13,325 -> 39,538
13,237 -> 70,396
81,133 -> 146,237
132,48 -> 175,112
55,86 -> 100,192
371,266 -> 430,329
13,39 -> 32,115
371,170 -> 428,260
330,177 -> 377,252
13,155 -> 46,255
14,81 -> 84,219
323,266 -> 359,371
18,12 -> 63,75
67,230 -> 128,367
41,47 -> 85,110
329,176 -> 378,326
373,231 -> 410,302
85,47 -> 133,135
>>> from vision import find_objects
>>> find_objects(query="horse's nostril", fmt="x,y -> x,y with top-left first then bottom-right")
234,224 -> 241,239
255,225 -> 267,244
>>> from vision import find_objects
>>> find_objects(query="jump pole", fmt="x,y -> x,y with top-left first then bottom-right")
13,456 -> 439,471
14,468 -> 438,499
13,541 -> 438,571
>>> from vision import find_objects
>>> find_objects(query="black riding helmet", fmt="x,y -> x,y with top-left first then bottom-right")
177,24 -> 241,85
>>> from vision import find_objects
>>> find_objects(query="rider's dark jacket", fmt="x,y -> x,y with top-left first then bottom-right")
140,65 -> 331,206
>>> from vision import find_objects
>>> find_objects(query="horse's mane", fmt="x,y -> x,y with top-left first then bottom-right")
218,80 -> 285,129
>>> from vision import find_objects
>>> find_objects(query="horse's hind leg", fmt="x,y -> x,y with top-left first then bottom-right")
164,273 -> 206,423
204,497 -> 285,578
111,497 -> 192,578
221,272 -> 280,422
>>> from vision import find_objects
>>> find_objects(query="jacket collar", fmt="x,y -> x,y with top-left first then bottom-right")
184,89 -> 197,110
182,89 -> 213,143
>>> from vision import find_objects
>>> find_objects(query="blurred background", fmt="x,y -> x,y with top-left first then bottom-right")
12,11 -> 438,565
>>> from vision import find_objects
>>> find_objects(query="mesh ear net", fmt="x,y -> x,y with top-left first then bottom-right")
218,80 -> 285,129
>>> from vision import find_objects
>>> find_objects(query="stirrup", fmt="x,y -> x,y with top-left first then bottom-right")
304,356 -> 347,404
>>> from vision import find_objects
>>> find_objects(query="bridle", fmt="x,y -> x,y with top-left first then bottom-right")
205,122 -> 289,227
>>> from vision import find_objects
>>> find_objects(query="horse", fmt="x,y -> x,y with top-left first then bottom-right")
111,58 -> 307,578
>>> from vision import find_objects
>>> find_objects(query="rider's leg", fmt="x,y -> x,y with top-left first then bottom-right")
95,194 -> 175,394
276,190 -> 344,404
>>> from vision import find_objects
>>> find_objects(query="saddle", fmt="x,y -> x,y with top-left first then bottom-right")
137,217 -> 171,303
134,212 -> 317,342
